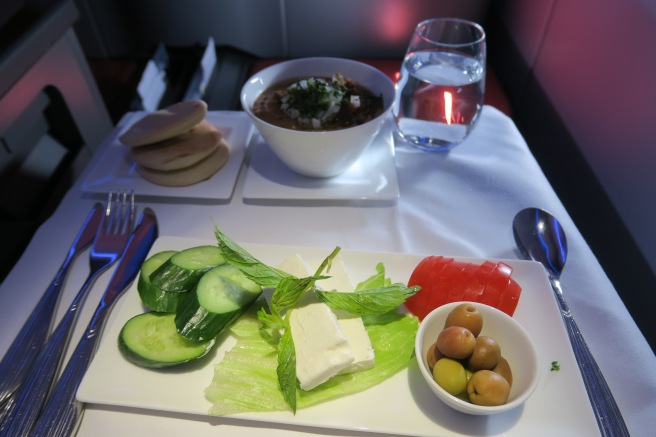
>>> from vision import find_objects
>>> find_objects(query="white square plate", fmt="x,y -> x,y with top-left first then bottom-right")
242,119 -> 399,202
81,111 -> 253,200
78,236 -> 597,436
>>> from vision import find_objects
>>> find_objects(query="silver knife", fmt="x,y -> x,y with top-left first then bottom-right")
0,203 -> 103,412
29,207 -> 158,437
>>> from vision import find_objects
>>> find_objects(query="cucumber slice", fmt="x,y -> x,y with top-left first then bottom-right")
197,264 -> 263,313
175,264 -> 262,341
119,312 -> 215,368
150,245 -> 226,292
138,250 -> 186,312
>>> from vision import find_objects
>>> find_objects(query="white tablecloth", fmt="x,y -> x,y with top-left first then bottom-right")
1,106 -> 653,436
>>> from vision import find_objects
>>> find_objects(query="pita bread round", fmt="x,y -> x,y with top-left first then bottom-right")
136,140 -> 230,187
129,120 -> 222,171
119,100 -> 208,147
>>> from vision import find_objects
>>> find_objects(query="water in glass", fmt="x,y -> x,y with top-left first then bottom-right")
394,50 -> 485,151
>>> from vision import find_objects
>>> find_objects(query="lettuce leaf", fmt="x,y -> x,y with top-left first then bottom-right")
205,301 -> 418,415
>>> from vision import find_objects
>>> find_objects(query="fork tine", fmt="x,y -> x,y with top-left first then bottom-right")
127,190 -> 136,232
116,191 -> 126,234
102,191 -> 114,234
111,190 -> 135,235
112,191 -> 122,235
101,190 -> 129,235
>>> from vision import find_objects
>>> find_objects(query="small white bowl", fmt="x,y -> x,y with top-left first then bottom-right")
240,57 -> 395,178
415,302 -> 540,415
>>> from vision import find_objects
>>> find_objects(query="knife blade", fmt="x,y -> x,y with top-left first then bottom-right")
29,207 -> 158,437
0,203 -> 103,413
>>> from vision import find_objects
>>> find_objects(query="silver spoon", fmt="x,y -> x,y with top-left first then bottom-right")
513,207 -> 629,436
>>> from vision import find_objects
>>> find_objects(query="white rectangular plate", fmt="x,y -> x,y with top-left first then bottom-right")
242,119 -> 400,201
81,111 -> 253,200
78,236 -> 597,436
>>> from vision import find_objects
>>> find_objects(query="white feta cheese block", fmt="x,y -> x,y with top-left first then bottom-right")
313,256 -> 375,374
314,255 -> 352,293
289,294 -> 354,391
334,316 -> 375,373
277,253 -> 313,279
278,254 -> 354,390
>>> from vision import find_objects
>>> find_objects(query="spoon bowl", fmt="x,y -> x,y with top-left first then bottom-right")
512,207 -> 568,279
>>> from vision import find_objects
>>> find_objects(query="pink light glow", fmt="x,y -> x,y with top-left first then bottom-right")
379,2 -> 412,43
444,91 -> 453,125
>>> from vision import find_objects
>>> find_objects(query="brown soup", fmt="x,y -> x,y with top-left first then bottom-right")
252,74 -> 384,131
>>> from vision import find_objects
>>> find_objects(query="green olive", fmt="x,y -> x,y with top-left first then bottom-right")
432,358 -> 468,396
436,325 -> 476,359
426,340 -> 445,371
492,356 -> 513,388
455,390 -> 471,403
466,336 -> 501,371
467,369 -> 511,406
444,303 -> 483,337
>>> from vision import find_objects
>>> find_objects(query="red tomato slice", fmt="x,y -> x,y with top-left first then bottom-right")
406,256 -> 452,320
498,278 -> 522,316
407,256 -> 442,286
435,260 -> 467,303
480,262 -> 513,309
407,256 -> 446,293
462,261 -> 496,302
426,259 -> 462,315
452,263 -> 478,302
428,255 -> 447,271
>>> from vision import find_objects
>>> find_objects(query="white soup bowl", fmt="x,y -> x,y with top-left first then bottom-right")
240,57 -> 395,178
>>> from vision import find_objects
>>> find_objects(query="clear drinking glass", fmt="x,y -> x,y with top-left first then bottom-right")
393,18 -> 486,151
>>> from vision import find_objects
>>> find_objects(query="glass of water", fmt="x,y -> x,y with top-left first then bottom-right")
394,18 -> 486,151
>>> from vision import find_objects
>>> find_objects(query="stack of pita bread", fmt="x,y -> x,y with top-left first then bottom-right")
119,100 -> 229,186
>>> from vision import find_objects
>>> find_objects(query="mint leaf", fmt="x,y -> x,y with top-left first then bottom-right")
277,323 -> 298,413
315,284 -> 420,315
257,307 -> 284,342
271,276 -> 327,313
269,246 -> 340,314
214,225 -> 290,287
313,246 -> 341,276
317,261 -> 419,315
355,262 -> 391,291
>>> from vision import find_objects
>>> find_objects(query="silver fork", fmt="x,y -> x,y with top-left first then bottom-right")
0,191 -> 135,437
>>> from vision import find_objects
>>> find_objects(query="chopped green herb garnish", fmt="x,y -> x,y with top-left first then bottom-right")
284,77 -> 346,118
550,360 -> 560,371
